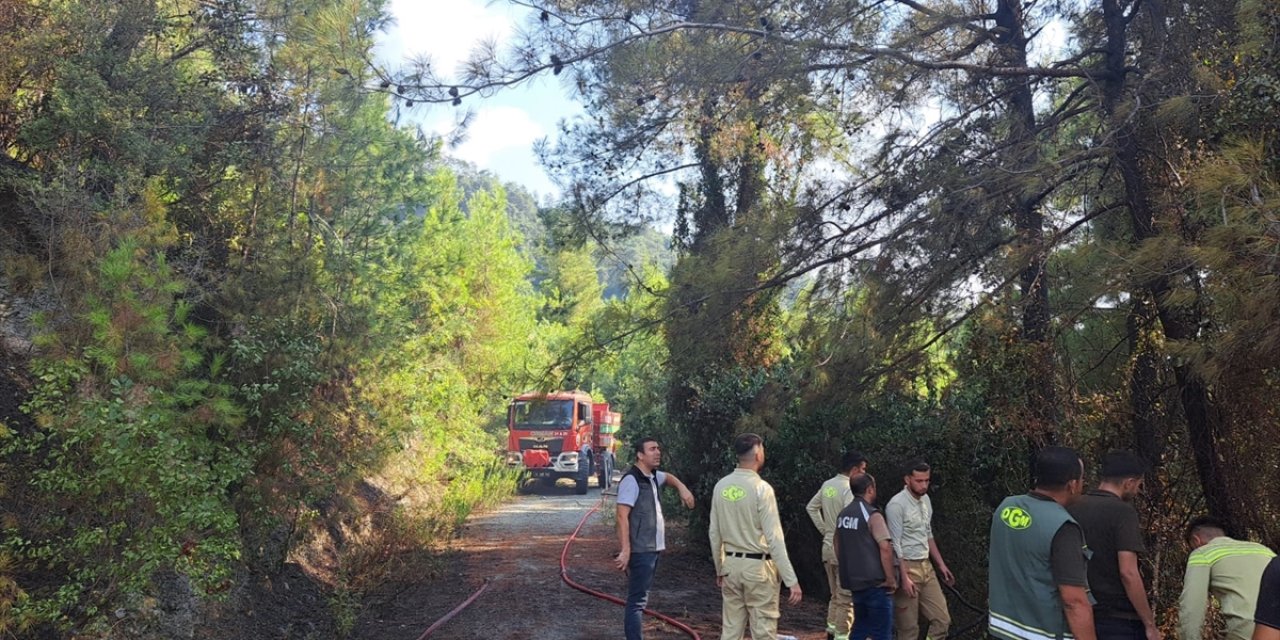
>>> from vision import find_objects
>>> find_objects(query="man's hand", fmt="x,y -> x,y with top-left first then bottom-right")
882,578 -> 898,594
1144,623 -> 1162,640
614,549 -> 630,572
716,575 -> 725,589
938,564 -> 955,586
786,584 -> 803,605
901,574 -> 918,598
678,487 -> 694,509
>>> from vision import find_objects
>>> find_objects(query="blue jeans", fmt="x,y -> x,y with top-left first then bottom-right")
625,552 -> 660,640
851,586 -> 894,640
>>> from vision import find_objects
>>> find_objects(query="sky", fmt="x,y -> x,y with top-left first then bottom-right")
375,0 -> 580,200
373,1 -> 1068,206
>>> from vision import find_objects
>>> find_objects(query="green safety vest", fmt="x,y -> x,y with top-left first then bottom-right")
988,494 -> 1086,640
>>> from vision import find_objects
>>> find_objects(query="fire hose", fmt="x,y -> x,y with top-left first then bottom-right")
418,492 -> 701,639
415,577 -> 491,640
943,579 -> 988,639
559,495 -> 702,640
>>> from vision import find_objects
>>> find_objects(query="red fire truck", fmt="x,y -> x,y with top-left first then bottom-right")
504,390 -> 619,494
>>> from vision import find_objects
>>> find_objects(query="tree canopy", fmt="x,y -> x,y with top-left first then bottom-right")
2,0 -> 1279,637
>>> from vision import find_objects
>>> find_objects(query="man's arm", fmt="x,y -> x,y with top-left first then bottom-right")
806,487 -> 826,533
661,472 -> 696,509
884,499 -> 913,596
1179,561 -> 1211,640
870,512 -> 898,592
928,537 -> 954,585
1059,584 -> 1098,640
759,485 -> 798,583
885,498 -> 906,561
1049,522 -> 1093,640
708,498 -> 724,578
613,476 -> 639,572
759,484 -> 802,604
1117,550 -> 1159,640
614,504 -> 632,571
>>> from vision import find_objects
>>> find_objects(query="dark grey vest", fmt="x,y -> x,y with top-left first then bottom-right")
624,465 -> 661,553
835,498 -> 884,591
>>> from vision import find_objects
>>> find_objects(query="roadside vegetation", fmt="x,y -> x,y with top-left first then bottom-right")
2,0 -> 1279,638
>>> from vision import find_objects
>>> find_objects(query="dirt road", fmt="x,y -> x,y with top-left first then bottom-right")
354,478 -> 829,640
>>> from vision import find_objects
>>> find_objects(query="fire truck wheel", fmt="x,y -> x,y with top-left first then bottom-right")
575,469 -> 589,495
597,454 -> 613,490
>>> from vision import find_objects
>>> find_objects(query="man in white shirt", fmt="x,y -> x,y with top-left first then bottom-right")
614,437 -> 695,640
885,459 -> 953,640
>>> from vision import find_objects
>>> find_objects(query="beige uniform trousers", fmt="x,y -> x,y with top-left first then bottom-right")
823,561 -> 854,638
893,559 -> 951,640
721,556 -> 781,640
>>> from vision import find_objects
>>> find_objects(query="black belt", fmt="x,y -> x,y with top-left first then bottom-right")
726,552 -> 770,560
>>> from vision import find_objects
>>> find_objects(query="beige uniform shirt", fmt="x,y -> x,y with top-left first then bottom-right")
885,488 -> 933,561
806,474 -> 853,564
1179,537 -> 1276,640
710,468 -> 800,587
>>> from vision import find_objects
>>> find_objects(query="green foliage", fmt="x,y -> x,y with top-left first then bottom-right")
0,0 -> 561,634
4,0 -> 1280,633
6,237 -> 248,629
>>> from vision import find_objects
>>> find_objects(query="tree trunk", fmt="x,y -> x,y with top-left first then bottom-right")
1100,0 -> 1240,527
994,0 -> 1060,443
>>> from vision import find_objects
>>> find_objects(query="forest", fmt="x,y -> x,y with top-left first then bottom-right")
1,0 -> 1278,638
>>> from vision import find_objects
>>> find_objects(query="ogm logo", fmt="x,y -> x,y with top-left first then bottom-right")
1001,506 -> 1032,530
722,485 -> 747,502
823,486 -> 837,498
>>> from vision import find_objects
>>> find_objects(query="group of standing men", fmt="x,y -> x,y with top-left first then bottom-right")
990,446 -> 1280,640
806,452 -> 954,640
615,433 -> 807,640
613,435 -> 1280,640
616,431 -> 954,640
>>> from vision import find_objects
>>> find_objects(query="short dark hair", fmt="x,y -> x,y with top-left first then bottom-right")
1100,450 -> 1146,481
851,472 -> 876,497
841,451 -> 866,473
1185,515 -> 1228,543
904,458 -> 931,476
733,433 -> 763,459
1033,446 -> 1083,489
632,437 -> 658,458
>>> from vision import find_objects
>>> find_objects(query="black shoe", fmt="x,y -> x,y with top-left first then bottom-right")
827,634 -> 834,640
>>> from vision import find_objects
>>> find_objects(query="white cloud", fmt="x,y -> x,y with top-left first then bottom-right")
378,0 -> 573,197
379,0 -> 514,77
439,106 -> 544,166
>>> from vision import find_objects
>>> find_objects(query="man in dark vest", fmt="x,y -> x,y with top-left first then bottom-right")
835,473 -> 897,640
614,437 -> 695,640
989,446 -> 1096,640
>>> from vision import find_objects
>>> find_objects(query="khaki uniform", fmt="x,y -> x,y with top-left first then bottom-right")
806,474 -> 854,639
711,468 -> 799,640
1179,537 -> 1276,640
886,488 -> 950,640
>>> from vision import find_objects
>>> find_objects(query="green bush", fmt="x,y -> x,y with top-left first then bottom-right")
5,239 -> 248,629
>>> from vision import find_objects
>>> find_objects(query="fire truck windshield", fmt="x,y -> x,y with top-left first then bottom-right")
510,399 -> 573,428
